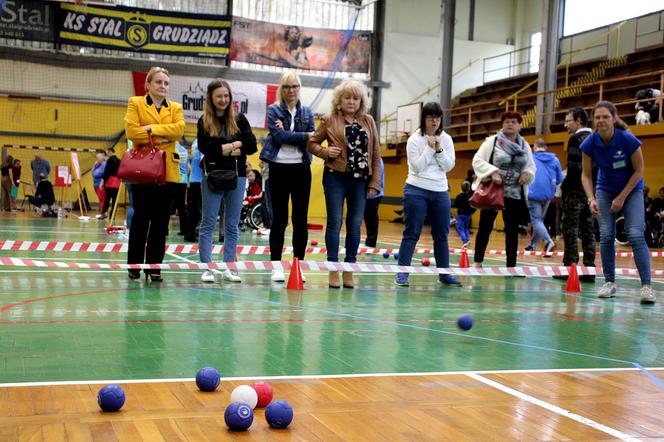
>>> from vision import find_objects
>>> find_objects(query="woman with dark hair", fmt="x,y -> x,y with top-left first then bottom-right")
471,111 -> 536,269
581,100 -> 654,304
1,155 -> 14,211
124,66 -> 185,282
394,102 -> 461,287
198,79 -> 257,284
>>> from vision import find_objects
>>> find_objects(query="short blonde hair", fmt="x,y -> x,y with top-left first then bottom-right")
144,66 -> 169,92
331,79 -> 370,117
276,71 -> 301,105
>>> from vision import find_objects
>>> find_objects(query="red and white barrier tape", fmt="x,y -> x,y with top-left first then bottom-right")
1,257 -> 663,277
0,240 -> 654,258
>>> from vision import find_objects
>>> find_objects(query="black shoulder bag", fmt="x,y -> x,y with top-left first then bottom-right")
204,157 -> 237,192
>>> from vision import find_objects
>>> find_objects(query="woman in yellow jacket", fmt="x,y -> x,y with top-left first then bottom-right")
124,66 -> 185,281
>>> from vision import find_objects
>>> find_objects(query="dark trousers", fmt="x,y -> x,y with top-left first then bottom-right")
268,163 -> 311,260
103,186 -> 119,217
474,197 -> 525,267
172,183 -> 188,234
261,178 -> 273,229
363,196 -> 382,247
561,189 -> 596,266
127,183 -> 175,275
185,182 -> 201,239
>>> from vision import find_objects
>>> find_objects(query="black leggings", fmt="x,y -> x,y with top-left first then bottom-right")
268,163 -> 311,261
474,197 -> 526,267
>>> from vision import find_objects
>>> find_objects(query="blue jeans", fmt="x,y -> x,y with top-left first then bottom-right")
323,170 -> 367,263
527,200 -> 552,247
398,184 -> 451,270
596,187 -> 651,285
456,214 -> 471,243
199,176 -> 247,263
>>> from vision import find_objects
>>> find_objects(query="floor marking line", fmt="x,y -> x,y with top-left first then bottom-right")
1,367 -> 663,388
467,373 -> 641,441
193,286 -> 664,391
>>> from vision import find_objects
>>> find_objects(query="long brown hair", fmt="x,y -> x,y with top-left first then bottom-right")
203,79 -> 239,138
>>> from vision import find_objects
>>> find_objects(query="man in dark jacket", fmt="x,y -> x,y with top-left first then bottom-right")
100,147 -> 120,219
554,108 -> 596,282
29,173 -> 56,216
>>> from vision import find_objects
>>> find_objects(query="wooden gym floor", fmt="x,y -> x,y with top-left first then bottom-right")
0,210 -> 663,440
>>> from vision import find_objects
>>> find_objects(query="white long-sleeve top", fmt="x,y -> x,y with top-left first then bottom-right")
405,129 -> 455,192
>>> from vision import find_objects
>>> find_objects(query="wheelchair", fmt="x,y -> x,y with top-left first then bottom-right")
614,215 -> 663,248
240,201 -> 263,231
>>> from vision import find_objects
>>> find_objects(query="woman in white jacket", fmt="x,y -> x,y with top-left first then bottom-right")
472,111 -> 536,269
395,102 -> 461,287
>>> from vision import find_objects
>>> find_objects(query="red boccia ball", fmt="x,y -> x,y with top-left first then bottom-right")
310,240 -> 319,246
422,258 -> 431,266
251,381 -> 273,408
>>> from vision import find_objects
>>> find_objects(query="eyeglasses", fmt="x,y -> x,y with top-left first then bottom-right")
283,84 -> 300,91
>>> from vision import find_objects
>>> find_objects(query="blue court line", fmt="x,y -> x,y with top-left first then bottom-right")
192,286 -> 664,391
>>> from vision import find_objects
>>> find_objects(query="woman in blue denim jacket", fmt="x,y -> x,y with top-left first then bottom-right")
260,71 -> 315,283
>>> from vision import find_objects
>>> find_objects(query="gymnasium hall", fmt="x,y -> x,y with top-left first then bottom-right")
2,0 -> 664,439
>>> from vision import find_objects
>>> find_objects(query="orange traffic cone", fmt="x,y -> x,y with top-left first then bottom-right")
286,257 -> 304,290
565,263 -> 581,293
459,249 -> 470,268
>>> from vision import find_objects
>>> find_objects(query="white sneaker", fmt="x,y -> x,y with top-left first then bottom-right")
271,269 -> 285,282
301,272 -> 307,283
201,270 -> 215,283
544,240 -> 555,257
598,282 -> 617,298
640,286 -> 656,304
261,228 -> 270,235
222,269 -> 242,282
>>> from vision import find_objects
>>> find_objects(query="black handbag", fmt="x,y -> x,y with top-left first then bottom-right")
204,157 -> 237,192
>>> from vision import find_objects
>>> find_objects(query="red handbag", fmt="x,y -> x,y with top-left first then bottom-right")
118,134 -> 166,185
469,180 -> 505,210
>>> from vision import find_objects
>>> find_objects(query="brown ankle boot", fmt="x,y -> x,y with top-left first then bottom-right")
328,271 -> 340,288
342,271 -> 354,288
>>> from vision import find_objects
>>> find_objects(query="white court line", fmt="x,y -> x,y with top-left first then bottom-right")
1,366 -> 662,388
467,372 -> 641,441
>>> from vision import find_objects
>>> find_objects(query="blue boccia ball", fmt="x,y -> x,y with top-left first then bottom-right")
382,252 -> 390,259
457,314 -> 474,331
196,367 -> 221,392
97,384 -> 125,412
225,401 -> 254,431
393,253 -> 399,260
265,400 -> 294,429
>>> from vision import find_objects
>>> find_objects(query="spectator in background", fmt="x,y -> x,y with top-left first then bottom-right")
258,160 -> 272,235
173,142 -> 189,235
29,173 -> 55,216
100,147 -> 120,220
471,111 -> 536,270
581,100 -> 654,304
525,139 -> 563,256
91,153 -> 106,217
308,79 -> 382,289
244,169 -> 262,206
30,153 -> 50,188
454,181 -> 475,248
184,139 -> 202,243
260,71 -> 315,282
643,186 -> 653,210
555,108 -> 596,282
363,157 -> 384,248
634,88 -> 661,124
10,159 -> 21,210
1,155 -> 15,211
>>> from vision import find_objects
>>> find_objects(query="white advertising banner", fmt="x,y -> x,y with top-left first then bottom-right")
168,75 -> 268,128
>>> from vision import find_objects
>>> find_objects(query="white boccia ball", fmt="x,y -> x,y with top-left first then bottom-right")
231,385 -> 258,409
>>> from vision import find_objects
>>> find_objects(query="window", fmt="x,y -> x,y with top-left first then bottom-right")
529,32 -> 541,73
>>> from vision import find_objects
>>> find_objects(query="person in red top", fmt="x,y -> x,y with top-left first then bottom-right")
243,169 -> 263,207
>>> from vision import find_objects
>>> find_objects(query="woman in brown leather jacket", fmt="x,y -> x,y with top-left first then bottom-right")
308,79 -> 382,289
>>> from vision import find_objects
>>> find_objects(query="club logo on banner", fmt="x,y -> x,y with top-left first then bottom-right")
57,2 -> 230,59
230,18 -> 371,73
168,76 -> 268,128
0,0 -> 55,42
